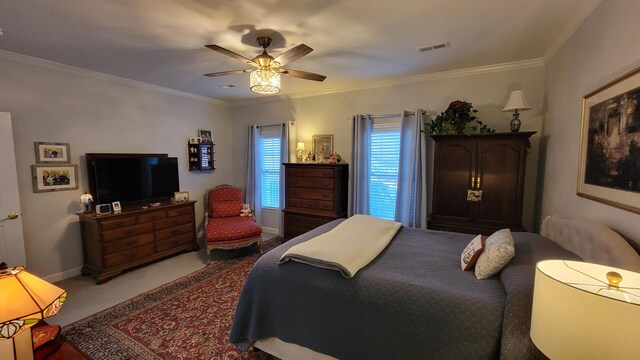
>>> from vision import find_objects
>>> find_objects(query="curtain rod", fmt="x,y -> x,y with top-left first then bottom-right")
256,123 -> 283,128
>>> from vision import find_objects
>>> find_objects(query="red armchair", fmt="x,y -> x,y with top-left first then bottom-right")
205,185 -> 262,256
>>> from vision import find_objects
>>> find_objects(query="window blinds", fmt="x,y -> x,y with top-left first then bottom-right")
369,119 -> 401,220
259,129 -> 281,208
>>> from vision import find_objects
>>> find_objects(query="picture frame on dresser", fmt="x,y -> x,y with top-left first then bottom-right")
31,164 -> 79,193
312,134 -> 334,159
577,66 -> 640,214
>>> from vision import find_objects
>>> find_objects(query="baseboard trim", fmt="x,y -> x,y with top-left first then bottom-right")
262,226 -> 279,235
44,266 -> 83,283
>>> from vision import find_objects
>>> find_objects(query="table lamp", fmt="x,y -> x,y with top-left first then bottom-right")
296,142 -> 306,163
502,90 -> 531,132
530,260 -> 640,360
80,192 -> 93,213
0,264 -> 67,360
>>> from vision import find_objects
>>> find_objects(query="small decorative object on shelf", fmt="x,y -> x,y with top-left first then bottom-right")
187,141 -> 215,171
424,100 -> 495,135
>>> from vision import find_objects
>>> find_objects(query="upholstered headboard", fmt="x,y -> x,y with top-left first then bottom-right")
541,215 -> 640,272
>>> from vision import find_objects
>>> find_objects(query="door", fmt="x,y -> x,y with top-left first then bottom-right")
431,138 -> 476,222
475,138 -> 526,227
0,112 -> 26,266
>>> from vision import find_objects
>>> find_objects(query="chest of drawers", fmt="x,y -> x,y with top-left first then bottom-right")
78,201 -> 198,283
282,163 -> 348,240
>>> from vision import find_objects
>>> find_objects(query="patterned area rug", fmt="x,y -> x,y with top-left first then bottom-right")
62,238 -> 282,360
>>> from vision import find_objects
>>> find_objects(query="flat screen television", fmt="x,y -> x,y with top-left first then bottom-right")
86,153 -> 180,206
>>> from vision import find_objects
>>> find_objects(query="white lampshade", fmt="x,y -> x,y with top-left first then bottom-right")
502,90 -> 531,112
531,260 -> 640,360
296,142 -> 305,151
250,69 -> 281,94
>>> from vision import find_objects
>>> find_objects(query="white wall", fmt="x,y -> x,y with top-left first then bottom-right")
0,54 -> 232,280
230,65 -> 547,232
542,0 -> 640,249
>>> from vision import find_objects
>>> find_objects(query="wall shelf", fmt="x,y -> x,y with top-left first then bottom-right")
188,142 -> 215,171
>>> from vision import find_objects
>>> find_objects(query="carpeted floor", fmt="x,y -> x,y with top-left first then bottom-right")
62,238 -> 282,360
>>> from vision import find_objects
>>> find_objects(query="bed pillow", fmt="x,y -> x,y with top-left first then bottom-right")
475,228 -> 515,279
460,235 -> 484,270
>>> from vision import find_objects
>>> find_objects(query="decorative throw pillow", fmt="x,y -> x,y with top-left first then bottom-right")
475,228 -> 515,279
461,235 -> 484,271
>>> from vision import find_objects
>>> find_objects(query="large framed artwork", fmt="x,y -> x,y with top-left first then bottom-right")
577,67 -> 640,214
31,164 -> 79,193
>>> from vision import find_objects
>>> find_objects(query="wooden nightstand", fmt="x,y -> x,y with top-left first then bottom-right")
33,322 -> 89,360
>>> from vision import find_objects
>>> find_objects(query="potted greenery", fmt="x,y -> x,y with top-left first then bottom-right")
424,100 -> 495,135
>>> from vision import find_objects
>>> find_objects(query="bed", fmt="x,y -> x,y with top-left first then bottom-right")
229,215 -> 640,359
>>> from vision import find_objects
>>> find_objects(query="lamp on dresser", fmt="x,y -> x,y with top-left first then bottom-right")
0,264 -> 66,360
502,90 -> 531,132
296,142 -> 306,163
530,260 -> 640,359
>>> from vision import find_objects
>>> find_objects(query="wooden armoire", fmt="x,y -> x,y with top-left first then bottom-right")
428,132 -> 535,235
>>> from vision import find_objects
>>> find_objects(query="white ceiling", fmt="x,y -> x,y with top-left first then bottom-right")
0,0 -> 599,103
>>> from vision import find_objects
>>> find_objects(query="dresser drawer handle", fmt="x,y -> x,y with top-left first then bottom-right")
125,253 -> 137,259
124,240 -> 136,247
321,194 -> 330,199
321,181 -> 330,187
124,229 -> 136,236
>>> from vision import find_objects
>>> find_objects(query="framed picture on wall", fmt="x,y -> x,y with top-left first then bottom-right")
31,164 -> 79,193
199,130 -> 212,143
577,66 -> 640,214
34,142 -> 70,163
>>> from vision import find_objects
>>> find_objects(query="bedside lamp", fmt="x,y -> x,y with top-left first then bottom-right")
80,192 -> 93,213
531,260 -> 640,360
0,264 -> 67,360
502,90 -> 531,132
296,142 -> 306,163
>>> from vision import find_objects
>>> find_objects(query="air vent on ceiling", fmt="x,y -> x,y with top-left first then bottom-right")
419,41 -> 449,53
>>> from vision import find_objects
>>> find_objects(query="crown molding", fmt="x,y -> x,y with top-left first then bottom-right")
230,58 -> 545,107
0,49 -> 230,106
542,0 -> 601,63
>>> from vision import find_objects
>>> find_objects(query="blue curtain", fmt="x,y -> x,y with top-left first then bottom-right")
395,110 -> 427,228
245,125 -> 262,224
349,114 -> 373,216
279,122 -> 290,236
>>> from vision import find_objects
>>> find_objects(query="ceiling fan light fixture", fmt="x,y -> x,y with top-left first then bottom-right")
250,69 -> 281,94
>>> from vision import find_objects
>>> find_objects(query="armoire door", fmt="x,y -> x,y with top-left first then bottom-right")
431,140 -> 476,223
474,138 -> 527,227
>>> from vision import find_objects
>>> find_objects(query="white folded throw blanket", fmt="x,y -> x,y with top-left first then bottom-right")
278,214 -> 402,278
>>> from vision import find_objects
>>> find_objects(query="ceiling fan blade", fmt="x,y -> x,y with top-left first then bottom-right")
273,44 -> 313,66
205,44 -> 256,66
203,69 -> 251,77
280,69 -> 327,82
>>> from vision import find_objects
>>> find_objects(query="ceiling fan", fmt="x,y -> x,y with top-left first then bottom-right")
204,36 -> 326,94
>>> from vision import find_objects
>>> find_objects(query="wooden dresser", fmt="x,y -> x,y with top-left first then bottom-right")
428,132 -> 535,235
282,163 -> 348,240
78,201 -> 198,283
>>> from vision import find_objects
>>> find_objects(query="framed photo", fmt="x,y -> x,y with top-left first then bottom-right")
577,66 -> 640,214
112,201 -> 122,213
312,134 -> 334,159
174,191 -> 189,203
199,129 -> 212,143
189,137 -> 198,144
31,164 -> 79,193
34,142 -> 70,163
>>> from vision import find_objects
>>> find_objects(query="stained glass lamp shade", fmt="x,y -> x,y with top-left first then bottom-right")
0,266 -> 66,359
531,260 -> 640,360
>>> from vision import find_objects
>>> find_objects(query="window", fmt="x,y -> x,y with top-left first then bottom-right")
259,129 -> 281,208
369,118 -> 401,220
